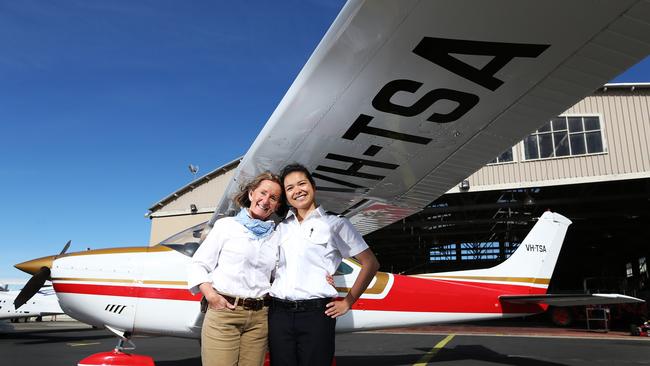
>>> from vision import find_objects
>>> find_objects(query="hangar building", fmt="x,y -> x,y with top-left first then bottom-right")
147,83 -> 649,301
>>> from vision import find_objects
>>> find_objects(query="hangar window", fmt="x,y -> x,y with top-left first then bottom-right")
487,148 -> 514,164
460,242 -> 500,260
522,116 -> 604,161
430,244 -> 456,262
431,241 -> 518,262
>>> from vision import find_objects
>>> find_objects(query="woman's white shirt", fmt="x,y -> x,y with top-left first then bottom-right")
269,206 -> 369,300
187,217 -> 279,298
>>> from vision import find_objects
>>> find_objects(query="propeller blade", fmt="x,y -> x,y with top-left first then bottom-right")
14,240 -> 69,309
58,240 -> 71,257
13,266 -> 51,309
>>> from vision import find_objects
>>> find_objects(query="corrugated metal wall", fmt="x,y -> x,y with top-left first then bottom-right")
148,168 -> 236,245
456,90 -> 650,192
151,169 -> 236,215
150,213 -> 212,245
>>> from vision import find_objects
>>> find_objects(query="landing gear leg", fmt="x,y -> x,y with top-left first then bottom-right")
77,333 -> 155,366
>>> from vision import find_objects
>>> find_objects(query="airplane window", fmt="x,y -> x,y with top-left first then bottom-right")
158,221 -> 208,257
163,242 -> 200,257
158,221 -> 207,245
335,262 -> 354,275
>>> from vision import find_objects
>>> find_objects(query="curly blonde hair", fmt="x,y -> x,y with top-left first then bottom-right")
233,171 -> 283,209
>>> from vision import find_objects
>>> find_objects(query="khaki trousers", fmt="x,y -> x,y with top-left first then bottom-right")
201,306 -> 269,366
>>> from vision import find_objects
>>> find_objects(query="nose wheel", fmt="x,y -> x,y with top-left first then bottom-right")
77,330 -> 155,366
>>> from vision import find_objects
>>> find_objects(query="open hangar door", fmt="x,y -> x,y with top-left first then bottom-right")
365,177 -> 650,325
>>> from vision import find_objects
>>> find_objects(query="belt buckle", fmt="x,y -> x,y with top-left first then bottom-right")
289,300 -> 300,311
242,298 -> 252,310
243,298 -> 262,311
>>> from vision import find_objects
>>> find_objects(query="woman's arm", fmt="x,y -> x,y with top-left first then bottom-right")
325,248 -> 379,318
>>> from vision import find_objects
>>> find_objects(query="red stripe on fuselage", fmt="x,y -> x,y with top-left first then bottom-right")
352,274 -> 547,314
53,283 -> 201,302
53,274 -> 546,314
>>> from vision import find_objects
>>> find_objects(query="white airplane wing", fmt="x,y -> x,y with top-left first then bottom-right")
212,0 -> 650,234
500,293 -> 645,307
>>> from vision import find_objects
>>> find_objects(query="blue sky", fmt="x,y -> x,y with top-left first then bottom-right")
0,1 -> 648,282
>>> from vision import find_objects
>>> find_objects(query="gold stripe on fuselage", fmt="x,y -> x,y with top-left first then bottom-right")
335,272 -> 390,295
59,245 -> 173,258
412,275 -> 550,285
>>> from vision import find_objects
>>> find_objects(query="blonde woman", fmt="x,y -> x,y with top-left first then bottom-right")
189,172 -> 282,366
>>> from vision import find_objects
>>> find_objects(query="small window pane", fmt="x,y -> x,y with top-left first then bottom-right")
537,122 -> 551,133
554,131 -> 570,156
584,117 -> 600,131
498,149 -> 513,162
551,117 -> 567,131
524,135 -> 539,159
568,117 -> 583,132
586,131 -> 604,153
570,134 -> 586,155
539,133 -> 554,158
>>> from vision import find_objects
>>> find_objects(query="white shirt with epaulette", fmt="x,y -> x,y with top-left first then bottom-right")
269,206 -> 369,300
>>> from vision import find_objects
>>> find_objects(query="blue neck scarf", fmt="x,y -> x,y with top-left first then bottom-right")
234,208 -> 275,238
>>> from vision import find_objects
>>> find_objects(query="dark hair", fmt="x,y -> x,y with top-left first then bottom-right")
233,171 -> 283,209
280,163 -> 316,188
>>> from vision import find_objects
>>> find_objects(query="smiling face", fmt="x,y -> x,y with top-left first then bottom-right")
247,179 -> 282,220
283,171 -> 316,212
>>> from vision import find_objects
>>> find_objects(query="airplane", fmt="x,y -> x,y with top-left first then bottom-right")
11,0 -> 650,364
0,285 -> 64,322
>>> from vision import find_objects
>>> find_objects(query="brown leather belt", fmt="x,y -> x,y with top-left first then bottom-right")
221,294 -> 270,311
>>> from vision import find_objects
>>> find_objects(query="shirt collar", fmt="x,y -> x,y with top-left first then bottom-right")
285,206 -> 326,221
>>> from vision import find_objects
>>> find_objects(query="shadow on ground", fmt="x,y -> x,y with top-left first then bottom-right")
336,345 -> 569,366
156,357 -> 202,366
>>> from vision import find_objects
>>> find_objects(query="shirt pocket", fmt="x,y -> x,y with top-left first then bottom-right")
302,219 -> 331,246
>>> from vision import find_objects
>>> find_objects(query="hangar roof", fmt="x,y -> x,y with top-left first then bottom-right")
147,157 -> 241,214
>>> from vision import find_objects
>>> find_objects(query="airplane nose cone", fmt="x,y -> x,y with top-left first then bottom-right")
14,255 -> 56,275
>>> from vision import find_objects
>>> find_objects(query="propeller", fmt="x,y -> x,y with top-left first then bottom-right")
13,240 -> 70,309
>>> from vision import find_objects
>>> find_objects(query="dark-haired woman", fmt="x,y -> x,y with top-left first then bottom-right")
269,164 -> 380,366
188,172 -> 282,366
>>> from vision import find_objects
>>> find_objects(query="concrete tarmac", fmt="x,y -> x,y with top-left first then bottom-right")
1,320 -> 649,366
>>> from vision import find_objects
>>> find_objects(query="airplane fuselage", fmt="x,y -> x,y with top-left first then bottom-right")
46,245 -> 546,338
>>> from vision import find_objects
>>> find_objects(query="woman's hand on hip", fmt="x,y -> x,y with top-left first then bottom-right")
325,297 -> 352,318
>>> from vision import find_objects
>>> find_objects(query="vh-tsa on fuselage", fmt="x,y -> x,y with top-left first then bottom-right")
13,0 -> 650,351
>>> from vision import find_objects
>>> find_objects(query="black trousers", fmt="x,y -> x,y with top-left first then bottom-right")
268,299 -> 336,366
